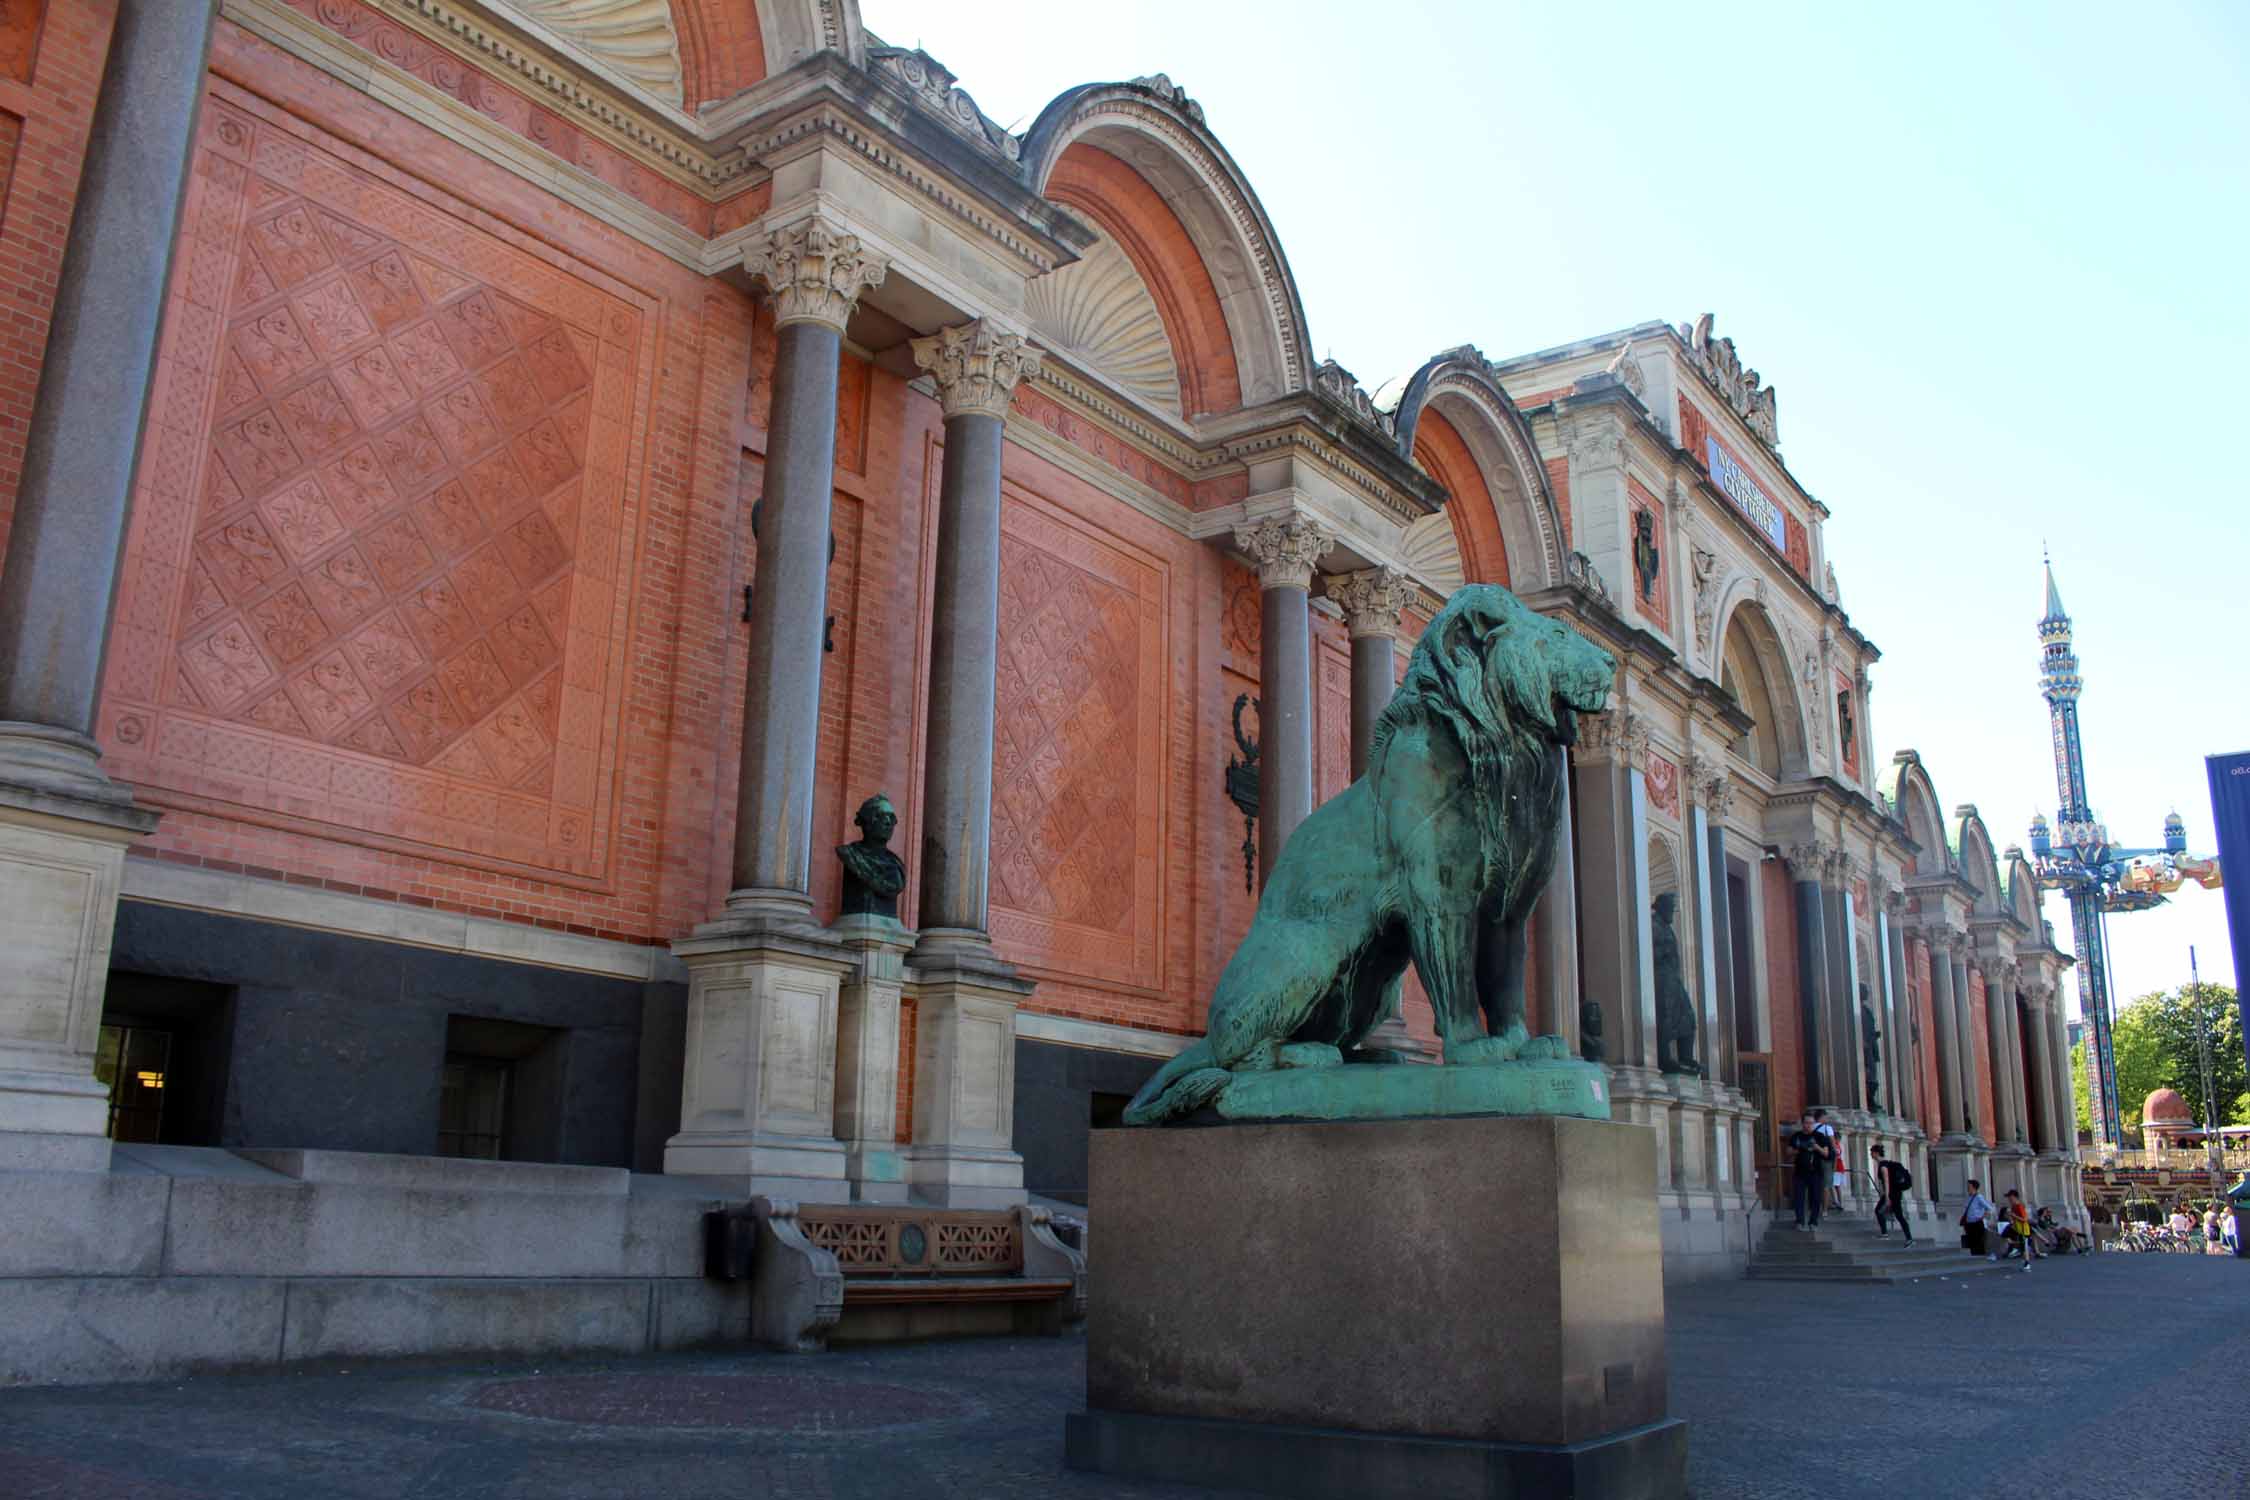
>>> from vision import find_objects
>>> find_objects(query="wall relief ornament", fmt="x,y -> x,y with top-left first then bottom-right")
1326,566 -> 1414,641
911,320 -> 1042,421
867,45 -> 1021,160
493,0 -> 685,106
1024,229 -> 1180,415
1233,512 -> 1336,590
1690,545 -> 1720,653
1679,312 -> 1779,447
743,218 -> 889,332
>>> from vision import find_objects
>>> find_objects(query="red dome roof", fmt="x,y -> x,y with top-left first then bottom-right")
2142,1087 -> 2192,1123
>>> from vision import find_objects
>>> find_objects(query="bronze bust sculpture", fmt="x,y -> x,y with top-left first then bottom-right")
837,793 -> 907,919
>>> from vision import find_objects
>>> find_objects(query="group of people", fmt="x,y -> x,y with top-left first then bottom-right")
1785,1109 -> 2085,1266
2166,1203 -> 2241,1254
1786,1110 -> 1916,1239
1957,1180 -> 2083,1267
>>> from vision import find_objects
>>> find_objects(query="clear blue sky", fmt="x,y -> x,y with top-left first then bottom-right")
863,1 -> 2250,1007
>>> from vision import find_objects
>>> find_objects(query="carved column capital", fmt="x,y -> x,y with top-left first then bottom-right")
1882,886 -> 1906,919
911,320 -> 1042,420
1825,847 -> 1856,885
1327,566 -> 1414,640
744,216 -> 890,331
1234,512 -> 1336,591
1782,840 -> 1832,880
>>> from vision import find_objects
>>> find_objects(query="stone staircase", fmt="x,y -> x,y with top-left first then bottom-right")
1747,1214 -> 2016,1284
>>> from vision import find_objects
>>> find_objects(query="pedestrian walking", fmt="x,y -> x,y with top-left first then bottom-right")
1960,1178 -> 1994,1259
1787,1112 -> 1834,1230
2204,1206 -> 2222,1255
1870,1144 -> 1914,1244
2002,1189 -> 2039,1271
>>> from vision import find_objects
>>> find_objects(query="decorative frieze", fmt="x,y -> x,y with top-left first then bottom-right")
1233,513 -> 1336,591
912,321 -> 1043,421
743,218 -> 890,331
1678,313 -> 1779,447
1327,566 -> 1414,641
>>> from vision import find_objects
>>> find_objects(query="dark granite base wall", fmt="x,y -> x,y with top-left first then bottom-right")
1013,1038 -> 1165,1204
108,900 -> 685,1170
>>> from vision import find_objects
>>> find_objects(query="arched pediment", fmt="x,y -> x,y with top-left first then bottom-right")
1954,805 -> 2002,913
2004,850 -> 2040,928
1713,595 -> 1810,779
1388,347 -> 1566,591
1022,79 -> 1309,410
1881,751 -> 1951,879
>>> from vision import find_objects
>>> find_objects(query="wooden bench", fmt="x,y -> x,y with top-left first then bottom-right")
710,1199 -> 1086,1351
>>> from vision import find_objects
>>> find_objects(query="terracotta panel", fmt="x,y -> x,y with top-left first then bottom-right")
99,89 -> 647,882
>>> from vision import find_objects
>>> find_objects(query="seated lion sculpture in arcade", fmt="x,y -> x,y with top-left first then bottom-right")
1124,584 -> 1615,1125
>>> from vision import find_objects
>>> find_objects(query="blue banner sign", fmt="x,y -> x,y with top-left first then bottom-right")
1705,437 -> 1788,551
2206,750 -> 2250,1085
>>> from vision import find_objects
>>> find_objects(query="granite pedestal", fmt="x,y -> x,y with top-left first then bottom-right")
1066,1113 -> 1684,1500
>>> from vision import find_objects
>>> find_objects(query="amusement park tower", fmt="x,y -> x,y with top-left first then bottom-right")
2029,559 -> 2221,1150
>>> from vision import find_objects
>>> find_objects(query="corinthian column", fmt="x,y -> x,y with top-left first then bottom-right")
911,321 -> 1040,948
1327,566 -> 1413,780
728,217 -> 888,919
0,2 -> 217,1169
1926,929 -> 1966,1137
669,217 -> 886,1189
1235,513 -> 1335,881
1783,843 -> 1833,1108
1329,566 -> 1428,1060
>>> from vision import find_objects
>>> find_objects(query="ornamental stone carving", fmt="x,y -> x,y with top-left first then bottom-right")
743,218 -> 889,332
1783,840 -> 1833,879
1679,312 -> 1779,447
1234,513 -> 1336,590
1690,544 -> 1720,653
1128,73 -> 1205,124
1310,359 -> 1397,439
1566,550 -> 1614,605
1327,566 -> 1414,640
1603,343 -> 1646,401
911,321 -> 1042,421
867,46 -> 1021,161
1576,705 -> 1645,766
1883,887 -> 1906,919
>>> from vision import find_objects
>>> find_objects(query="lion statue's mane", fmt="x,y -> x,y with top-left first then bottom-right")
1124,584 -> 1614,1125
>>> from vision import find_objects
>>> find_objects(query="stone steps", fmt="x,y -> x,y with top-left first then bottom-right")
1747,1218 -> 2016,1284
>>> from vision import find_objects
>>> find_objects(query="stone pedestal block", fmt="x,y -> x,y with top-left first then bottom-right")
0,771 -> 158,1171
902,951 -> 1032,1208
663,921 -> 853,1199
831,914 -> 913,1203
1068,1115 -> 1684,1500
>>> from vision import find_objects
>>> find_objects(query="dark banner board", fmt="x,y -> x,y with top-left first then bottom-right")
2207,751 -> 2250,1087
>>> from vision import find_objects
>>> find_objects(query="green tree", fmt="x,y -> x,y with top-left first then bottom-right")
2072,984 -> 2245,1137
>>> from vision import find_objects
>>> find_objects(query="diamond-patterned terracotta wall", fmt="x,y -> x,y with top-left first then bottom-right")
988,491 -> 1165,988
102,78 -> 652,886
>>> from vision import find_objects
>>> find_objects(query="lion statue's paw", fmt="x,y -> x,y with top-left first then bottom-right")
1277,1042 -> 1343,1070
1516,1033 -> 1569,1061
1442,1035 -> 1519,1067
1121,1065 -> 1232,1125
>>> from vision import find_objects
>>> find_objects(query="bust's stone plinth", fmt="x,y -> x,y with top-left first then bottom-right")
1066,1114 -> 1685,1499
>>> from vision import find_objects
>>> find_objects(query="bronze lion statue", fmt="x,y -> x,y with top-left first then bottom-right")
1124,584 -> 1614,1124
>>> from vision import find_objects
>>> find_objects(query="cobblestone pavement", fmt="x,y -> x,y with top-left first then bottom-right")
2,1253 -> 2243,1499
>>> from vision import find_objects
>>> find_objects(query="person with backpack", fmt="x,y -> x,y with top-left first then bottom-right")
1870,1144 -> 1914,1244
